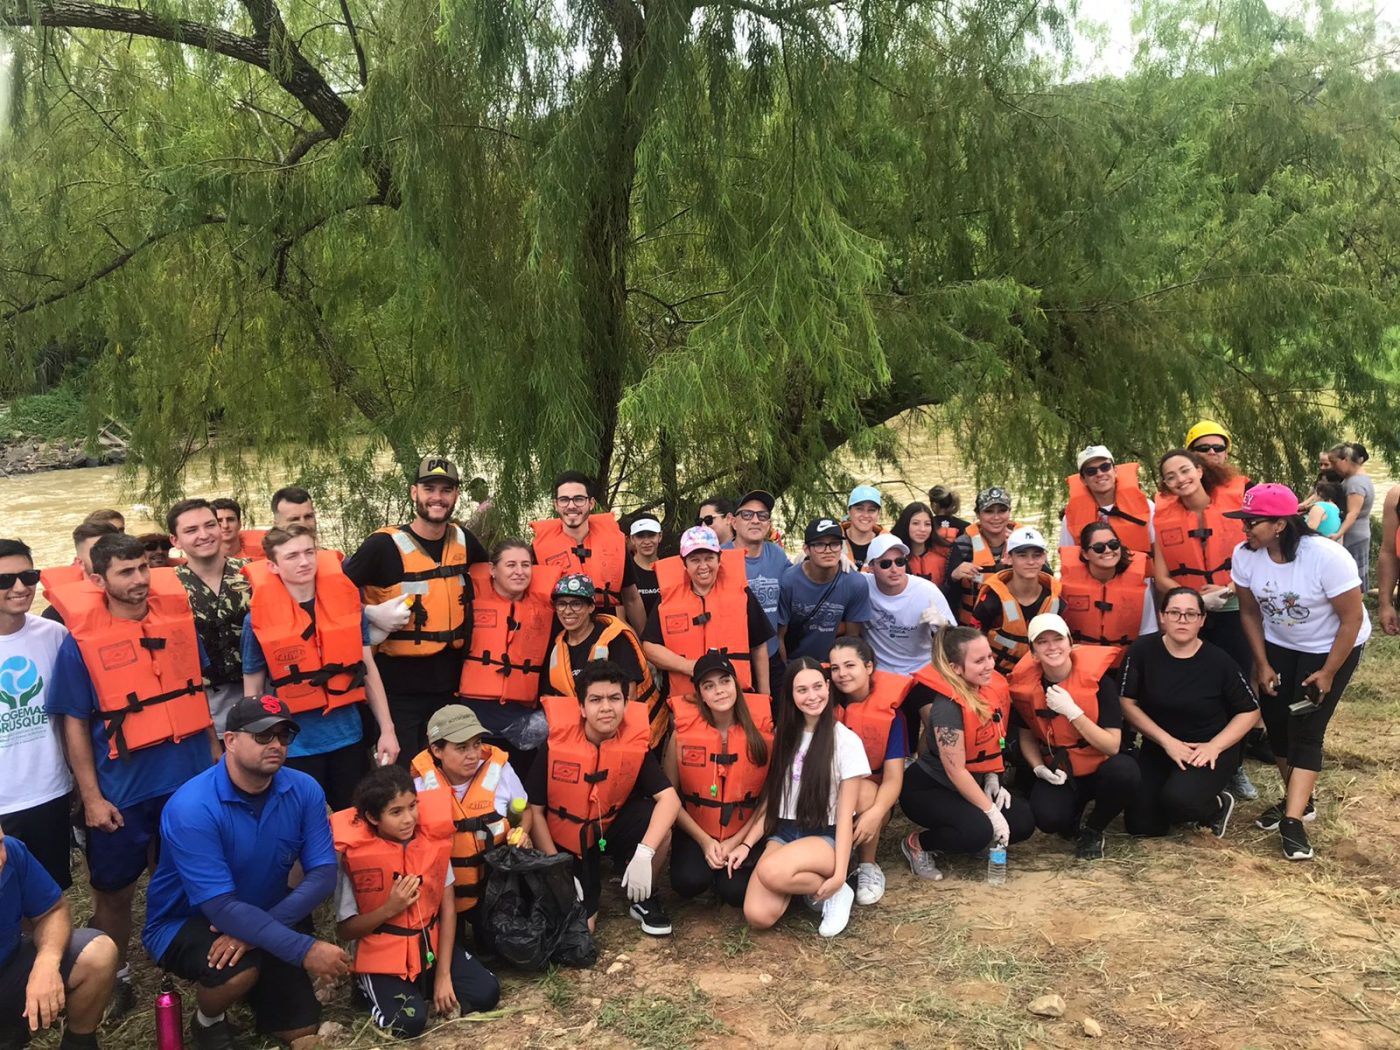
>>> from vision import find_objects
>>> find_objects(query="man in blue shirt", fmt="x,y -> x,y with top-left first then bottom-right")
722,490 -> 791,686
143,695 -> 349,1050
0,827 -> 117,1048
779,519 -> 872,663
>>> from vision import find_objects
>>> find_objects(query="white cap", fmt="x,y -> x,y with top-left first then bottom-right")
1006,526 -> 1048,554
629,517 -> 662,536
1027,613 -> 1072,642
1076,445 -> 1114,471
865,533 -> 909,563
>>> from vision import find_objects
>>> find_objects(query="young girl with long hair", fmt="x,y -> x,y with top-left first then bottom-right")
892,502 -> 957,586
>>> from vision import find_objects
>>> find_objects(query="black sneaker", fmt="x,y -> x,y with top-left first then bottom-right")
1244,728 -> 1276,764
1201,790 -> 1235,838
628,896 -> 673,936
105,979 -> 136,1023
190,1014 -> 235,1050
1279,817 -> 1314,861
1074,826 -> 1105,861
1255,797 -> 1316,831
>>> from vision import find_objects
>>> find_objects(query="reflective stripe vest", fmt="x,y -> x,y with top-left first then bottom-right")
541,693 -> 650,857
330,788 -> 454,980
911,665 -> 1010,774
362,526 -> 471,657
1058,546 -> 1147,660
1064,463 -> 1153,554
46,569 -> 211,760
834,669 -> 912,781
669,692 -> 772,839
654,548 -> 755,699
529,515 -> 628,610
410,747 -> 510,914
237,530 -> 268,561
244,552 -> 366,714
954,523 -> 1016,625
1007,645 -> 1118,777
546,614 -> 663,748
1154,487 -> 1244,591
976,570 -> 1063,675
457,562 -> 560,705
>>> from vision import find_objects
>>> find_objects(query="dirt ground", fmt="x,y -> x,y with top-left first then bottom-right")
40,633 -> 1400,1050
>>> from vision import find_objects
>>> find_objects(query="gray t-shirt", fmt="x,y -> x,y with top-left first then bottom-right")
1343,474 -> 1374,543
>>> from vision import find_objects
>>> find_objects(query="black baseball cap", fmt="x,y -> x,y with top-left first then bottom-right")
226,695 -> 296,734
415,456 -> 460,484
692,651 -> 739,687
736,489 -> 776,512
805,518 -> 843,544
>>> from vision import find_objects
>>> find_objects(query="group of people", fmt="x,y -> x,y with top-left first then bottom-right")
0,424 -> 1387,1048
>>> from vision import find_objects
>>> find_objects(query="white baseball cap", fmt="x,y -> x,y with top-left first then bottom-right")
1027,613 -> 1072,642
865,533 -> 910,563
1006,526 -> 1048,554
1076,445 -> 1114,471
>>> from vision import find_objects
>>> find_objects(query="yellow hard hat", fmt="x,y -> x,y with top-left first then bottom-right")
1185,419 -> 1231,450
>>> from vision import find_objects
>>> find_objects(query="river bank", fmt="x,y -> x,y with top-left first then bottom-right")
0,435 -> 125,476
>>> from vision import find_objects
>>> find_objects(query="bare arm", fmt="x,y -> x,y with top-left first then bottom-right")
1017,726 -> 1045,770
662,738 -> 713,848
641,787 -> 681,853
869,758 -> 903,818
61,716 -> 121,832
1152,543 -> 1185,595
528,804 -> 556,855
23,896 -> 71,1032
243,668 -> 267,698
641,641 -> 694,679
361,645 -> 399,765
621,584 -> 646,635
1066,712 -> 1121,757
1306,588 -> 1365,689
1337,488 -> 1365,538
1377,487 -> 1400,634
1235,586 -> 1276,696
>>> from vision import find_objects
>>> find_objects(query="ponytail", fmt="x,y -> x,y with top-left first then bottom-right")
932,627 -> 990,721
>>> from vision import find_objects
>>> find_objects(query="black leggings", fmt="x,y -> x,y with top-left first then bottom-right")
356,945 -> 500,1038
1029,753 -> 1141,835
669,832 -> 754,907
1201,610 -> 1252,679
1124,743 -> 1238,836
899,763 -> 1036,854
1258,642 -> 1363,773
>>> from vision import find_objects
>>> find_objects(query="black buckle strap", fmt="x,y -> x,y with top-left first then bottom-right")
453,814 -> 498,834
104,678 -> 204,761
268,661 -> 366,695
399,564 -> 468,584
460,648 -> 546,678
1106,506 -> 1148,527
374,914 -> 439,937
679,789 -> 759,828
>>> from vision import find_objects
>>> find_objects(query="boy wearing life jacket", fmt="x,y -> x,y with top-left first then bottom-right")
210,498 -> 266,562
973,527 -> 1064,676
943,487 -> 1018,626
39,521 -> 119,627
333,765 -> 500,1039
43,533 -> 217,1020
527,660 -> 682,936
242,525 -> 400,810
1058,445 -> 1155,556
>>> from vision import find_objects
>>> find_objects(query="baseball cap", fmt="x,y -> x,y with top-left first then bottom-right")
629,517 -> 662,536
691,651 -> 738,687
848,484 -> 883,508
1076,445 -> 1114,471
1185,420 -> 1231,450
804,518 -> 843,544
415,455 -> 460,484
680,526 -> 721,558
736,489 -> 776,512
1027,613 -> 1072,643
1223,483 -> 1300,519
226,695 -> 296,735
975,486 -> 1013,512
426,704 -> 486,744
866,533 -> 910,563
1006,526 -> 1048,554
553,573 -> 596,601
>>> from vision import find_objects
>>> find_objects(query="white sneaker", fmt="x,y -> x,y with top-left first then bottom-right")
818,883 -> 855,938
854,862 -> 886,905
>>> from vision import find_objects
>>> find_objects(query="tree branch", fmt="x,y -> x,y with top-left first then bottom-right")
337,0 -> 368,87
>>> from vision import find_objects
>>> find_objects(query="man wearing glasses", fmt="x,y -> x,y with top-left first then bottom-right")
778,520 -> 871,663
861,533 -> 955,675
1059,445 -> 1155,556
143,696 -> 349,1050
722,490 -> 791,685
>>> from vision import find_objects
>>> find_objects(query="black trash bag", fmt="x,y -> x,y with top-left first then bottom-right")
480,845 -> 598,970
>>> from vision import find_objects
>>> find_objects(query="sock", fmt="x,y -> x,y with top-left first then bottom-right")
196,1009 -> 226,1027
59,1032 -> 99,1049
116,963 -> 131,983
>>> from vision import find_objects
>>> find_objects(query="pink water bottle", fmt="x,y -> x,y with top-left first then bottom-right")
155,975 -> 185,1050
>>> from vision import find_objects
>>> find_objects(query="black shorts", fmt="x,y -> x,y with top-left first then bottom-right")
158,916 -> 320,1035
573,794 -> 654,916
0,794 -> 73,890
0,928 -> 106,1030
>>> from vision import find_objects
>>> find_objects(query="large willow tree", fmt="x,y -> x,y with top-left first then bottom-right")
2,0 -> 1397,531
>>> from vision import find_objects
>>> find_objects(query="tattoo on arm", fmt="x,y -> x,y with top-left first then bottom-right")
934,726 -> 962,750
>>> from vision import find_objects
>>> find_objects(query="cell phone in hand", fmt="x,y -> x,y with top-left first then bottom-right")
1288,681 -> 1323,716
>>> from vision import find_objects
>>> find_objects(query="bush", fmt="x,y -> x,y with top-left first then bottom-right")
7,388 -> 86,440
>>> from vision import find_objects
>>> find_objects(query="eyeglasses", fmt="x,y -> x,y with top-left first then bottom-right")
1162,609 -> 1203,622
1086,539 -> 1122,554
249,726 -> 298,745
808,541 -> 841,553
1191,443 -> 1229,454
1080,461 -> 1115,476
874,557 -> 908,569
736,510 -> 771,522
554,599 -> 592,612
555,495 -> 592,507
0,570 -> 40,589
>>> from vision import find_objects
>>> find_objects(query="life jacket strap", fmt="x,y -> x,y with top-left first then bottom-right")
373,915 -> 440,937
104,679 -> 204,761
268,661 -> 366,695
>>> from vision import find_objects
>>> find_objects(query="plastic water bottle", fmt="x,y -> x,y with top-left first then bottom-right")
986,840 -> 1008,887
155,975 -> 185,1050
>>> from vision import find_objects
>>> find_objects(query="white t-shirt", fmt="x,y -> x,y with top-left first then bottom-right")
0,614 -> 73,813
1231,536 -> 1372,654
863,575 -> 954,675
776,721 -> 871,825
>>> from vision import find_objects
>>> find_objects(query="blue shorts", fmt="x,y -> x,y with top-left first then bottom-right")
766,819 -> 836,849
85,794 -> 171,892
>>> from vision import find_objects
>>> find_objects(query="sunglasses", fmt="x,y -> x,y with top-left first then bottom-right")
697,514 -> 722,526
874,557 -> 908,569
1241,517 -> 1272,529
1080,461 -> 1115,476
0,570 -> 40,589
735,509 -> 771,522
1191,443 -> 1229,454
1086,539 -> 1122,554
145,542 -> 172,553
249,726 -> 298,745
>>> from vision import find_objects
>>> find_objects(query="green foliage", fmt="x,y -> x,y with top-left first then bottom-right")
6,387 -> 86,440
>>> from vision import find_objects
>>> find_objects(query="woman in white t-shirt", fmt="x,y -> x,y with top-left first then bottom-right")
742,657 -> 869,939
1229,484 -> 1370,862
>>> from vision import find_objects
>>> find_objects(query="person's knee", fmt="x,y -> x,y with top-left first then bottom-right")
670,863 -> 710,900
383,993 -> 431,1039
743,902 -> 777,930
72,932 -> 119,985
1100,754 -> 1142,793
717,875 -> 749,910
1160,779 -> 1213,823
461,971 -> 501,1014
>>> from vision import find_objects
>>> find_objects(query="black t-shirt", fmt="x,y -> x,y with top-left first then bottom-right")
525,746 -> 669,806
541,621 -> 644,696
640,591 -> 776,649
1119,633 -> 1257,744
848,540 -> 872,569
1008,676 -> 1123,734
342,524 -> 488,696
42,605 -> 64,625
936,515 -> 970,534
631,560 -> 660,615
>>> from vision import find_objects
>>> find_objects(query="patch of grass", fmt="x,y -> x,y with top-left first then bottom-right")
598,986 -> 727,1049
720,924 -> 753,958
538,966 -> 577,1010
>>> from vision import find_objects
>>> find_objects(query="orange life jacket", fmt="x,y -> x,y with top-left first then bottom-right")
976,570 -> 1063,674
546,614 -> 663,748
911,665 -> 1010,774
244,552 -> 366,714
238,530 -> 268,561
457,562 -> 560,705
654,549 -> 755,698
669,692 -> 772,839
1057,547 -> 1146,662
1154,488 -> 1244,591
40,564 -> 86,593
361,526 -> 471,657
410,746 -> 510,914
834,670 -> 912,781
1007,645 -> 1118,777
1064,463 -> 1153,554
331,788 -> 454,980
529,515 -> 628,610
541,693 -> 650,857
954,522 -> 1017,625
46,569 -> 211,760
906,545 -> 952,587
840,521 -> 883,570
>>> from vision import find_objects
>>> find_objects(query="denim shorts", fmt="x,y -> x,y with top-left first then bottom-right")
766,819 -> 836,848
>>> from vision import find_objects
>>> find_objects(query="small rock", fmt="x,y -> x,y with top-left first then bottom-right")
589,997 -> 603,1007
605,961 -> 626,975
1028,994 -> 1066,1018
1082,1017 -> 1103,1038
759,972 -> 773,984
524,1014 -> 541,1026
616,953 -> 629,962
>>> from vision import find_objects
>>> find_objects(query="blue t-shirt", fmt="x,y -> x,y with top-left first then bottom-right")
884,716 -> 908,762
44,636 -> 215,810
723,542 -> 789,657
778,564 -> 872,662
0,836 -> 62,968
142,762 -> 335,963
241,612 -> 369,758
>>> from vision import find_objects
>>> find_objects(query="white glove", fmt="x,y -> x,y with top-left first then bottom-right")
982,774 -> 1012,811
1044,684 -> 1084,722
1033,765 -> 1068,786
621,843 -> 655,903
1200,588 -> 1230,612
919,604 -> 948,627
983,804 -> 1010,846
365,596 -> 414,645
